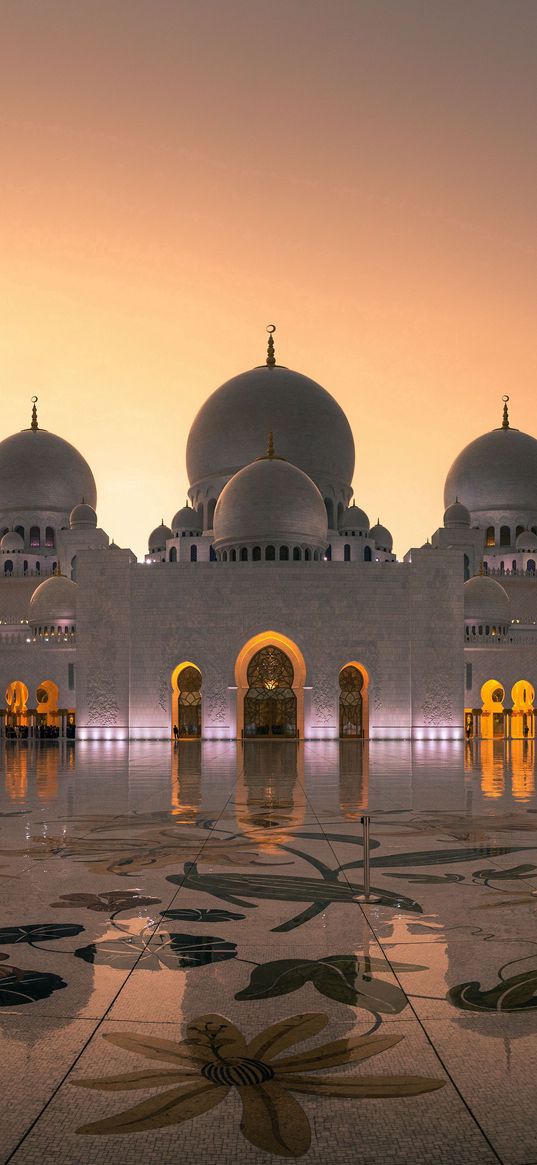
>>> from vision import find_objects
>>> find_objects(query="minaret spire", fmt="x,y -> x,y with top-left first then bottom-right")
30,395 -> 39,431
266,324 -> 276,367
502,394 -> 510,429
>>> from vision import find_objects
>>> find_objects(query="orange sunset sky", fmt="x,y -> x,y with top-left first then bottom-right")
1,0 -> 537,558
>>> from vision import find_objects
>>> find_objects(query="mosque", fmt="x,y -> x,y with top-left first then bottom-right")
0,329 -> 536,742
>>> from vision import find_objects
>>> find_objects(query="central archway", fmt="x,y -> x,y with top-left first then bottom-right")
171,662 -> 202,739
235,632 -> 306,740
339,663 -> 368,737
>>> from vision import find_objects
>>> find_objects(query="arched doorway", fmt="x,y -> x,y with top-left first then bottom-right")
480,679 -> 505,739
235,632 -> 306,740
244,646 -> 297,738
5,681 -> 29,735
339,664 -> 369,737
511,680 -> 535,739
36,680 -> 59,733
171,663 -> 202,738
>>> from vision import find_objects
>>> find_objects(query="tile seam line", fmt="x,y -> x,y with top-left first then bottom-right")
314,814 -> 505,1165
3,788 -> 234,1164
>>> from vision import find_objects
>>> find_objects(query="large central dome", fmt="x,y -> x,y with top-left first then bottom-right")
186,364 -> 355,494
0,427 -> 97,514
444,426 -> 537,514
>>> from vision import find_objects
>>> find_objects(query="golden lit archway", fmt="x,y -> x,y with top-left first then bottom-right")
511,680 -> 535,739
480,679 -> 505,739
171,662 -> 202,739
235,632 -> 306,740
36,680 -> 59,728
339,662 -> 369,739
5,681 -> 29,729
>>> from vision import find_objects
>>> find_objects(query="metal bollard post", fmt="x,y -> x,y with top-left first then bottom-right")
361,813 -> 371,901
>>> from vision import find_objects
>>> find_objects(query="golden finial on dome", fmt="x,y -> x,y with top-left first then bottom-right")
53,561 -> 62,577
502,394 -> 510,429
30,396 -> 38,431
266,324 -> 276,367
266,430 -> 275,458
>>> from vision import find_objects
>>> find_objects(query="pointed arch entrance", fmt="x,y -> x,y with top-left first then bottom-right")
339,663 -> 369,737
235,632 -> 306,740
480,679 -> 505,739
171,662 -> 202,738
511,680 -> 535,739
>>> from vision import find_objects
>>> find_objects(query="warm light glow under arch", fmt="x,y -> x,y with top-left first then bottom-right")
480,678 -> 505,740
170,661 -> 202,739
235,631 -> 306,740
339,660 -> 369,739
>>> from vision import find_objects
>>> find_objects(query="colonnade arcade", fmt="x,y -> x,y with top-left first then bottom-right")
465,678 -> 536,739
170,634 -> 369,739
2,679 -> 75,738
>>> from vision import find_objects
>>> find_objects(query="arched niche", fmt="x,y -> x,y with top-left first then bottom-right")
171,662 -> 202,738
511,679 -> 535,739
339,662 -> 369,739
235,631 -> 306,740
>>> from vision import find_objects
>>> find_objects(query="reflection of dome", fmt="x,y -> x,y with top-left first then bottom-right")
29,576 -> 77,626
370,521 -> 393,552
445,425 -> 537,513
70,502 -> 97,529
0,424 -> 96,514
516,530 -> 537,552
171,505 -> 202,535
444,500 -> 471,528
187,363 -> 355,495
148,522 -> 172,553
0,531 -> 24,551
340,503 -> 369,532
464,576 -> 510,623
213,450 -> 328,554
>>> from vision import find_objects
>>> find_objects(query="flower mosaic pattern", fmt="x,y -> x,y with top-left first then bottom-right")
72,1013 -> 445,1154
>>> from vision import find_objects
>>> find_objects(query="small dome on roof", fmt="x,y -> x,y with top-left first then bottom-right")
109,540 -> 121,551
444,500 -> 471,528
340,503 -> 369,532
369,521 -> 393,553
148,522 -> 172,553
70,502 -> 97,529
29,575 -> 77,626
0,530 -> 24,551
213,444 -> 328,553
171,505 -> 202,534
516,530 -> 537,552
464,576 -> 510,623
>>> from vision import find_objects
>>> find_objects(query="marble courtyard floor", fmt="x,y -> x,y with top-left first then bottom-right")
1,740 -> 537,1164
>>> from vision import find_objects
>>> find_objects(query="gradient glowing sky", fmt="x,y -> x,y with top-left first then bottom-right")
2,0 -> 537,557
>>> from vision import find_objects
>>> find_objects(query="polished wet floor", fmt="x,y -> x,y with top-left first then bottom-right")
1,738 -> 537,1163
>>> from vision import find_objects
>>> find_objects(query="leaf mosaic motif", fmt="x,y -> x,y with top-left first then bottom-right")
50,891 -> 162,913
235,955 -> 410,1013
160,908 -> 245,923
75,933 -> 237,971
0,958 -> 67,1006
448,969 -> 537,1012
0,923 -> 84,946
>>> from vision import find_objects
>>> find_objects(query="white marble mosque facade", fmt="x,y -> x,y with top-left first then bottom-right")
1,345 -> 537,741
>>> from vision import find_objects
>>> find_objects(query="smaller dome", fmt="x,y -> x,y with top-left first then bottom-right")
464,576 -> 510,623
148,522 -> 172,553
340,503 -> 369,532
109,540 -> 121,552
516,530 -> 537,552
70,502 -> 97,529
0,530 -> 24,552
29,575 -> 77,626
171,505 -> 202,535
370,521 -> 393,553
214,449 -> 328,553
444,500 -> 470,528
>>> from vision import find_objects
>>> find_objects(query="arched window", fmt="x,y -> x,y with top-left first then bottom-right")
464,553 -> 470,581
45,527 -> 55,548
304,548 -> 311,561
230,549 -> 236,561
169,546 -> 177,562
280,546 -> 289,561
485,526 -> 495,547
500,525 -> 510,546
516,525 -> 525,538
324,498 -> 335,528
253,546 -> 261,561
339,665 -> 365,737
325,545 -> 332,561
23,560 -> 28,575
244,646 -> 296,738
14,525 -> 24,541
240,547 -> 248,561
30,526 -> 40,548
344,544 -> 351,562
210,546 -> 217,561
266,545 -> 275,561
222,550 -> 228,562
35,561 -> 40,575
52,562 -> 57,574
483,561 -> 488,573
528,559 -> 536,575
500,560 -> 504,573
190,545 -> 197,562
4,560 -> 13,574
293,547 -> 301,561
207,499 -> 216,529
70,556 -> 77,580
512,560 -> 517,574
364,546 -> 372,561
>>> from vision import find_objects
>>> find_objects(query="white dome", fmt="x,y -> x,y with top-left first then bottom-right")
187,363 -> 355,495
148,522 -> 172,553
0,531 -> 24,551
0,425 -> 96,514
370,521 -> 393,553
444,500 -> 471,528
340,504 -> 369,532
29,575 -> 77,626
213,454 -> 328,552
516,530 -> 537,551
171,505 -> 202,534
445,425 -> 537,514
464,576 -> 510,623
70,502 -> 97,530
